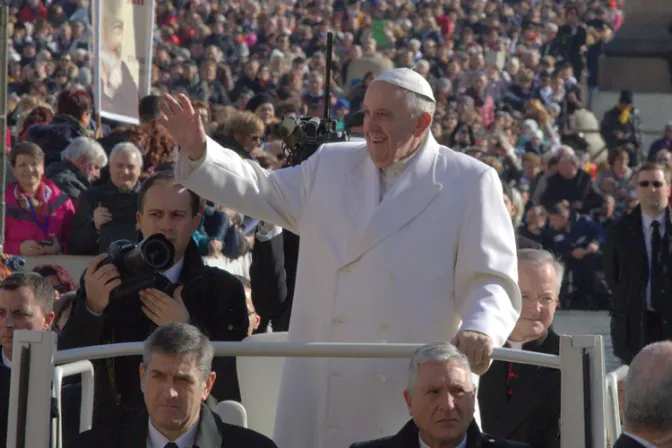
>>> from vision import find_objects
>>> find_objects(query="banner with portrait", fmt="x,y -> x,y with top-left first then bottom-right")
93,0 -> 154,124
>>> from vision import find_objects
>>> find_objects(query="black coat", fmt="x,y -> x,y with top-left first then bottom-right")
45,159 -> 91,201
539,171 -> 604,215
478,329 -> 561,448
516,232 -> 543,250
613,434 -> 649,448
350,419 -> 531,448
27,114 -> 91,166
58,240 -> 249,427
603,205 -> 672,364
249,229 -> 298,331
67,182 -> 139,255
71,404 -> 277,448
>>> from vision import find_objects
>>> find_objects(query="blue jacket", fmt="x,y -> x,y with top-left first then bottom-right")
547,212 -> 605,260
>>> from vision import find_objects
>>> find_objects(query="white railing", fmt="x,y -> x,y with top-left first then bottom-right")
606,365 -> 629,444
51,361 -> 94,448
6,331 -> 608,448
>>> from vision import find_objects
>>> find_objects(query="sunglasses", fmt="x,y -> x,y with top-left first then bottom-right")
638,180 -> 664,188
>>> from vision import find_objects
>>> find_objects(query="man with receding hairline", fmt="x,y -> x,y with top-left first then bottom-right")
614,341 -> 672,447
160,67 -> 520,447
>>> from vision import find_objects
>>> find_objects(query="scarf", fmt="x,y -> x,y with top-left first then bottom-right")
618,103 -> 631,125
14,181 -> 52,225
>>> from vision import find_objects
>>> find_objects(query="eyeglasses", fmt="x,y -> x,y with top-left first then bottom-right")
522,295 -> 557,307
638,180 -> 664,188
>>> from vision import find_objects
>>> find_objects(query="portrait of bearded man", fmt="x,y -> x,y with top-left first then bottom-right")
100,0 -> 140,120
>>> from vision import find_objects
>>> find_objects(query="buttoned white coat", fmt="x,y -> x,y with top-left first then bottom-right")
176,133 -> 521,448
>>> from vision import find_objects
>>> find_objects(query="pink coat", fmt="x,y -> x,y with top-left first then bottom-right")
4,179 -> 76,255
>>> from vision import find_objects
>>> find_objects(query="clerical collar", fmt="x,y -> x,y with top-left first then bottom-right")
380,148 -> 418,179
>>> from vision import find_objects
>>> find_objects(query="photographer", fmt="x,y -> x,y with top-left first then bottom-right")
58,171 -> 249,428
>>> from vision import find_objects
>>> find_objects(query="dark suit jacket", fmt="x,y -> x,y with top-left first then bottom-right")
478,329 -> 561,448
0,354 -> 10,447
71,404 -> 277,448
350,419 -> 531,448
604,205 -> 672,364
613,433 -> 649,447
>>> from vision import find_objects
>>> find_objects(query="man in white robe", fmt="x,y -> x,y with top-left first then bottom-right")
159,68 -> 521,448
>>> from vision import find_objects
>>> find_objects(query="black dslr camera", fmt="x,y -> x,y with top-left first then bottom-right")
101,234 -> 176,300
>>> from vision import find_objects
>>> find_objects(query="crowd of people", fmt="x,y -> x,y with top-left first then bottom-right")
1,0 -> 672,446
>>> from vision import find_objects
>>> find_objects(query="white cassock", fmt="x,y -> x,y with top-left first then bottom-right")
176,132 -> 521,448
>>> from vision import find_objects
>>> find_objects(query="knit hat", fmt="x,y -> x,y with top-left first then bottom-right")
246,93 -> 275,113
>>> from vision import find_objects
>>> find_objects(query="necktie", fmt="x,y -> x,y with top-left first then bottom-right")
164,443 -> 179,448
650,221 -> 664,311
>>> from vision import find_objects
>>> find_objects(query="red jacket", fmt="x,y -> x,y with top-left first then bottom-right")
4,179 -> 76,255
18,3 -> 48,22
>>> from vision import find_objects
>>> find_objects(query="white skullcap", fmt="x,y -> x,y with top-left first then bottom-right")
372,68 -> 436,103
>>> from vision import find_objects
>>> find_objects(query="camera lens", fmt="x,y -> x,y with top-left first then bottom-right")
142,239 -> 174,270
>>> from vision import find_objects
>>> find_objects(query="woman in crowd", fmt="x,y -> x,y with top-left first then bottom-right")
33,264 -> 77,299
4,142 -> 75,256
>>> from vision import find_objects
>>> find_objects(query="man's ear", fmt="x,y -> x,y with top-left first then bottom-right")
139,363 -> 146,393
414,112 -> 432,137
403,390 -> 413,416
42,311 -> 55,330
202,371 -> 216,401
191,213 -> 202,234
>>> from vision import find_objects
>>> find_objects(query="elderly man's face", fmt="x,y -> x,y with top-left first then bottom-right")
103,18 -> 125,54
363,81 -> 430,168
404,361 -> 475,447
512,261 -> 558,342
110,150 -> 142,191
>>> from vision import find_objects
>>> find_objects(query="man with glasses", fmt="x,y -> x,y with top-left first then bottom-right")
605,162 -> 672,365
478,249 -> 562,448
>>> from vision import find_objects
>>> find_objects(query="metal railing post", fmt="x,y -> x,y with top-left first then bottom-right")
576,335 -> 608,448
560,335 -> 587,448
6,331 -> 57,448
606,365 -> 629,443
51,361 -> 95,448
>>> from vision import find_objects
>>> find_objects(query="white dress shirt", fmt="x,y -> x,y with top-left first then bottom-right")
419,433 -> 466,448
641,210 -> 666,311
2,350 -> 11,368
146,418 -> 198,448
622,432 -> 658,448
162,257 -> 185,284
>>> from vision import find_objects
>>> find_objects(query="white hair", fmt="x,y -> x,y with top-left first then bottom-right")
404,90 -> 436,124
407,343 -> 470,393
625,342 -> 672,432
110,142 -> 144,169
415,59 -> 430,71
517,249 -> 565,294
62,137 -> 107,166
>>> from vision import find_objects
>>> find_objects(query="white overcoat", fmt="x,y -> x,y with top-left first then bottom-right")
176,133 -> 521,448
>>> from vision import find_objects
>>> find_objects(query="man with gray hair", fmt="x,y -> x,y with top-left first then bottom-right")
68,142 -> 143,254
351,342 -> 530,448
160,67 -> 520,447
614,341 -> 672,447
479,249 -> 562,447
72,323 -> 277,447
46,136 -> 108,200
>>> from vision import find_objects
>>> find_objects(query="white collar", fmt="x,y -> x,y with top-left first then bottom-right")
2,349 -> 11,368
507,340 -> 525,350
641,209 -> 665,229
147,417 -> 198,448
419,433 -> 466,448
162,257 -> 185,284
622,432 -> 659,448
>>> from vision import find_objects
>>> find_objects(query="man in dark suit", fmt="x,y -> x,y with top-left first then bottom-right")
72,323 -> 277,447
0,273 -> 56,446
604,162 -> 672,364
613,341 -> 672,447
479,249 -> 561,448
350,342 -> 530,448
58,172 -> 249,428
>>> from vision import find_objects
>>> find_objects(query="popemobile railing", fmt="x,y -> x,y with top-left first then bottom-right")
6,331 -> 608,448
605,365 -> 629,444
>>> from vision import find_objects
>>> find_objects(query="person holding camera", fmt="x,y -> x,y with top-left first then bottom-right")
58,171 -> 249,428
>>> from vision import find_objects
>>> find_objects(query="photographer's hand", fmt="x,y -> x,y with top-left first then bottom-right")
84,254 -> 122,314
140,286 -> 190,326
